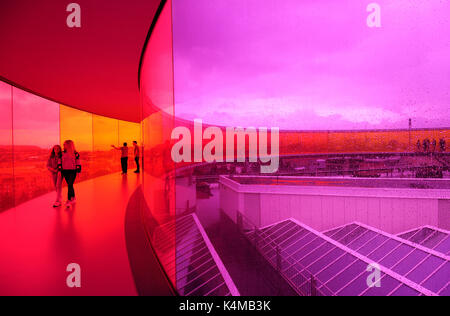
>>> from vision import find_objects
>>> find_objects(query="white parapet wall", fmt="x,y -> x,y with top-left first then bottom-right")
219,176 -> 450,234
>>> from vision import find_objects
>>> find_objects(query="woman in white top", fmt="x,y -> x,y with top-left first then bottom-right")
59,140 -> 81,208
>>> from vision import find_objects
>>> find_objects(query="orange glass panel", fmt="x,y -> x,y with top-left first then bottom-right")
0,81 -> 13,212
60,105 -> 93,152
118,120 -> 141,146
12,87 -> 59,207
60,104 -> 94,181
92,114 -> 121,176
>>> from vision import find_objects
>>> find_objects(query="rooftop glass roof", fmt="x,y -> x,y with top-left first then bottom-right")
153,214 -> 239,296
324,222 -> 449,296
246,218 -> 444,296
397,226 -> 450,257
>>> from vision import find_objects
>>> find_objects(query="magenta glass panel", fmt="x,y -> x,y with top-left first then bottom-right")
316,254 -> 356,284
298,242 -> 334,268
379,244 -> 415,269
307,248 -> 345,275
340,227 -> 368,246
338,272 -> 371,296
366,239 -> 400,262
392,249 -> 429,275
140,0 -> 177,291
12,87 -> 59,207
356,235 -> 389,256
362,275 -> 401,296
173,0 -> 450,131
0,81 -> 13,212
421,232 -> 447,249
347,231 -> 378,250
421,262 -> 450,294
326,260 -> 367,293
390,285 -> 420,296
406,255 -> 445,284
434,237 -> 450,255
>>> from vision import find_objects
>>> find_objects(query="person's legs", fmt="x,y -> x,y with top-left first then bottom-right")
63,171 -> 77,201
62,171 -> 71,201
70,172 -> 77,200
55,172 -> 62,203
51,172 -> 57,189
51,172 -> 61,206
121,158 -> 128,174
135,157 -> 140,173
121,157 -> 128,174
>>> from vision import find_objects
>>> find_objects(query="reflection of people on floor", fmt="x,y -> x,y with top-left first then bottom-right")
112,143 -> 129,175
60,140 -> 81,208
133,141 -> 140,174
47,145 -> 63,208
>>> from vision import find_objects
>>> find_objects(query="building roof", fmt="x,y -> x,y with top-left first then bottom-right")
153,213 -> 239,296
324,222 -> 449,296
397,226 -> 450,257
248,218 -> 447,296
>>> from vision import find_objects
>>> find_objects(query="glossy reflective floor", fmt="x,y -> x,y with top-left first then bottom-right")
0,173 -> 141,296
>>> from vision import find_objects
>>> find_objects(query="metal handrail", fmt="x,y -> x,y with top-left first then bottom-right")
237,212 -> 334,296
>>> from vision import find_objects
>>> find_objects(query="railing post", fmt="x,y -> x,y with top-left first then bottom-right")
310,275 -> 317,296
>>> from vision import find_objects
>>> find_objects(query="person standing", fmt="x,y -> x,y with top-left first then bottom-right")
423,139 -> 429,153
440,138 -> 446,152
133,141 -> 140,173
431,139 -> 437,152
60,140 -> 81,208
47,145 -> 63,207
112,143 -> 129,174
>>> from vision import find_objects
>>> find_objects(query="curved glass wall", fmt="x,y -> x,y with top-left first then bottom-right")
0,84 -> 141,212
12,87 -> 60,206
138,0 -> 450,296
0,81 -> 13,212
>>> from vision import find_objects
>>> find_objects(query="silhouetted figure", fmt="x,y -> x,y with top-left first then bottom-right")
417,140 -> 421,152
423,139 -> 428,152
431,139 -> 437,152
440,138 -> 446,152
112,143 -> 129,175
133,141 -> 140,173
60,140 -> 81,208
47,145 -> 63,207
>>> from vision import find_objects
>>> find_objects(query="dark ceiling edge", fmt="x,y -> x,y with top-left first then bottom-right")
0,75 -> 140,123
0,0 -> 169,124
137,0 -> 168,90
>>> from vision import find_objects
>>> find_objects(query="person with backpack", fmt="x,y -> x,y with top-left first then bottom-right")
60,140 -> 81,208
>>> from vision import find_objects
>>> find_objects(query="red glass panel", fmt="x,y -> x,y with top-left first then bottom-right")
0,81 -> 13,212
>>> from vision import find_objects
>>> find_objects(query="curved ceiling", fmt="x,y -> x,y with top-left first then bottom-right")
0,0 -> 162,123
